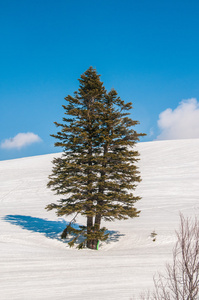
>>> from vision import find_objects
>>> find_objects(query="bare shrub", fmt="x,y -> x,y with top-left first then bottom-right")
141,214 -> 199,300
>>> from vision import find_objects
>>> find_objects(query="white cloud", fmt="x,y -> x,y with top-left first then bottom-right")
157,98 -> 199,140
149,128 -> 154,137
1,132 -> 42,150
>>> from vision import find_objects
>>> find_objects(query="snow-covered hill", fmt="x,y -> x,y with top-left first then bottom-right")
1,139 -> 199,300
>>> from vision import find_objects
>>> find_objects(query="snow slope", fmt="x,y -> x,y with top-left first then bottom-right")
1,139 -> 199,300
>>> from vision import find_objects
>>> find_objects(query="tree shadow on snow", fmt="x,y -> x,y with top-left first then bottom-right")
3,215 -> 75,240
4,215 -> 123,245
105,230 -> 125,244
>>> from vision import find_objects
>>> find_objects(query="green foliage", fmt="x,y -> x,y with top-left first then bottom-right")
60,222 -> 108,250
46,66 -> 145,249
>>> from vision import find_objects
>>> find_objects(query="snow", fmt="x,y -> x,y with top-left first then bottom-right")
1,139 -> 199,299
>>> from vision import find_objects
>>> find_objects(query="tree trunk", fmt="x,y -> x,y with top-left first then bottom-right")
93,213 -> 101,249
92,141 -> 108,249
86,101 -> 94,249
86,215 -> 93,249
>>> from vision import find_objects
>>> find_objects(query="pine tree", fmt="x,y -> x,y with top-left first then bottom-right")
46,67 -> 145,249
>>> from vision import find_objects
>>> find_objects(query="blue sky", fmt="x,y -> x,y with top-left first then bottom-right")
1,0 -> 199,160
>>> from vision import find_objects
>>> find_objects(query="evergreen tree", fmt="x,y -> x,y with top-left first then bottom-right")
46,67 -> 145,249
